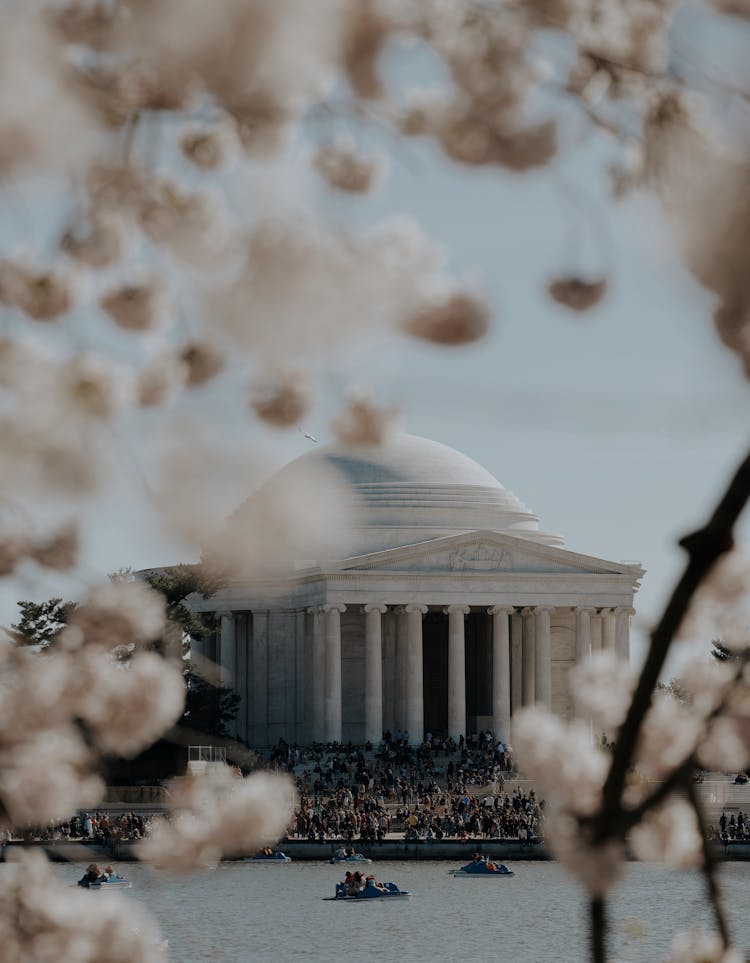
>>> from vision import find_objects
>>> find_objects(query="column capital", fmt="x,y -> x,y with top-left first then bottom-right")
307,605 -> 323,615
405,603 -> 428,616
534,606 -> 556,616
599,607 -> 614,617
322,603 -> 346,614
488,605 -> 513,617
520,606 -> 536,617
574,606 -> 597,616
444,604 -> 470,616
363,603 -> 388,614
615,606 -> 635,617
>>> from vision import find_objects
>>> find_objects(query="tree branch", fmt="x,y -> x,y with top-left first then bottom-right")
596,443 -> 750,840
591,896 -> 607,963
686,779 -> 731,949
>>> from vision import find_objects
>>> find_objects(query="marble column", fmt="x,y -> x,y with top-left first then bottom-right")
575,607 -> 596,664
383,611 -> 396,735
510,610 -> 523,715
405,604 -> 427,746
323,604 -> 346,743
308,606 -> 325,743
534,607 -> 554,710
219,613 -> 236,689
615,607 -> 633,662
591,611 -> 603,653
445,604 -> 470,741
364,604 -> 387,745
294,610 -> 306,746
235,613 -> 248,743
219,613 -> 237,737
488,606 -> 512,744
521,608 -> 536,707
395,607 -> 408,735
601,609 -> 616,652
253,610 -> 268,747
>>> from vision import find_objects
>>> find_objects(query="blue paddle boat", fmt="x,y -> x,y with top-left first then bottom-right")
329,848 -> 372,865
77,875 -> 132,890
245,849 -> 292,862
76,863 -> 132,889
324,878 -> 411,900
450,856 -> 514,878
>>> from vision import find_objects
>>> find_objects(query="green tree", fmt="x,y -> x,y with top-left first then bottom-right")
183,670 -> 240,740
9,598 -> 77,648
138,564 -> 239,740
9,565 -> 239,742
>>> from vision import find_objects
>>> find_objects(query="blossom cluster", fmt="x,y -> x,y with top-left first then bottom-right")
139,768 -> 298,870
0,851 -> 165,963
0,578 -> 183,826
0,2 -> 747,962
516,650 -> 750,899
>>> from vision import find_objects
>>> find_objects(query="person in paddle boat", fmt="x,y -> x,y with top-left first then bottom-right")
103,865 -> 124,881
78,863 -> 106,887
364,874 -> 388,893
334,846 -> 347,860
345,871 -> 367,896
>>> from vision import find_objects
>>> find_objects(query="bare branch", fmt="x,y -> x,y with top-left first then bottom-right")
591,896 -> 607,963
686,779 -> 731,949
597,444 -> 750,840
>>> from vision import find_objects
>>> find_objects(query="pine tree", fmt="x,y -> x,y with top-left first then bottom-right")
10,598 -> 77,648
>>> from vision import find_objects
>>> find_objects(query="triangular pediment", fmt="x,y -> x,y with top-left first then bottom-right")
335,531 -> 642,578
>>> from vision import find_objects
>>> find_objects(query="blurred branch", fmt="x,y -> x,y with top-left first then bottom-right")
598,443 -> 750,839
591,896 -> 606,963
686,779 -> 731,949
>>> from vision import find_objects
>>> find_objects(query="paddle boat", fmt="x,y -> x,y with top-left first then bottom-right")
329,847 -> 372,865
324,876 -> 412,901
245,848 -> 292,862
77,864 -> 132,889
77,877 -> 132,889
450,855 -> 514,878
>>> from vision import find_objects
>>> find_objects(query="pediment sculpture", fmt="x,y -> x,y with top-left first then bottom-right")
448,544 -> 511,572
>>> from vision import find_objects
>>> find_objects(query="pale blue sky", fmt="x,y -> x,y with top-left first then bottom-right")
3,22 -> 749,677
295,129 -> 750,669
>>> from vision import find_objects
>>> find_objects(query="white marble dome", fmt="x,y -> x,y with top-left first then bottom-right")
268,433 -> 564,555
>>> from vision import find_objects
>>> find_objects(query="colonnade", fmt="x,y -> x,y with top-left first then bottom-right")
212,603 -> 633,747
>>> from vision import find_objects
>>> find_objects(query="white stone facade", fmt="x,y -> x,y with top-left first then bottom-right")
190,435 -> 642,748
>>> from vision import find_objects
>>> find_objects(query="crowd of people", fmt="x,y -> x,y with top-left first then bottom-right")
6,736 -> 750,861
10,811 -> 150,845
281,734 -> 542,843
7,734 -> 535,850
716,810 -> 750,844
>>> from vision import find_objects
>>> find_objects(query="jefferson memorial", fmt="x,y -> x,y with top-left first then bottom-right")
191,434 -> 642,748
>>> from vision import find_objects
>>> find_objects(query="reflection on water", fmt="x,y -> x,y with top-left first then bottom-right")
4,859 -> 748,962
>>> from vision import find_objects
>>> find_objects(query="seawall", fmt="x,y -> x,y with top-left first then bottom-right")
6,838 -> 750,863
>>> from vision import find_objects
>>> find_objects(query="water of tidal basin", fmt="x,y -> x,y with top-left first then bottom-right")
58,860 -> 750,961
